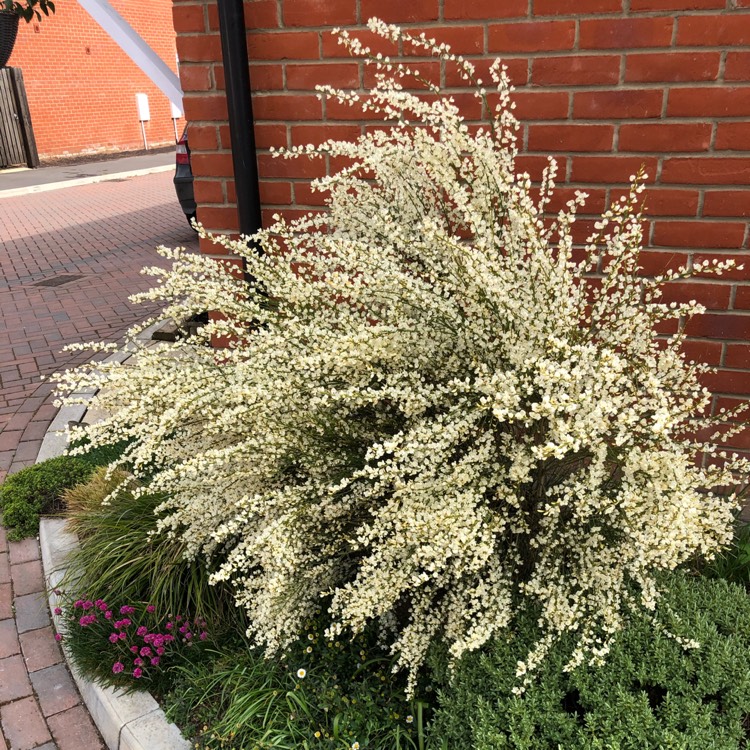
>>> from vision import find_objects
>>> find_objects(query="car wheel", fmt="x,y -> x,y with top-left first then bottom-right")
187,212 -> 198,233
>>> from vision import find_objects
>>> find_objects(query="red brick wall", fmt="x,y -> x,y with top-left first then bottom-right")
9,0 -> 183,159
173,0 -> 750,449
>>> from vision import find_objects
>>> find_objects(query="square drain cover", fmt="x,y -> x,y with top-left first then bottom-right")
33,274 -> 85,287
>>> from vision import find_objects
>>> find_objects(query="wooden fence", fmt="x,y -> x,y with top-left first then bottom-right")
0,67 -> 38,169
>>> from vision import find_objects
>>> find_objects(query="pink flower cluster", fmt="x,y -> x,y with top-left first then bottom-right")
69,599 -> 209,680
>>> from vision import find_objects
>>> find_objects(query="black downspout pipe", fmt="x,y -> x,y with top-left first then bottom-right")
216,0 -> 263,273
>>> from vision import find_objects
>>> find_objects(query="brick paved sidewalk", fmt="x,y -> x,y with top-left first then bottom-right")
0,171 -> 197,480
0,532 -> 101,750
0,170 -> 198,749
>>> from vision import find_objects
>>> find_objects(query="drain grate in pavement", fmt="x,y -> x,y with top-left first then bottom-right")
32,274 -> 85,287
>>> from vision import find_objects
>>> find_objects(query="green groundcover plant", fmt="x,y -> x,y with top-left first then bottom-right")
58,18 -> 749,695
429,571 -> 750,750
165,618 -> 428,750
0,441 -> 123,540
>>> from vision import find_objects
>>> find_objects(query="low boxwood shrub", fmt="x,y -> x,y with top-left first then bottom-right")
72,438 -> 131,470
428,572 -> 750,750
0,455 -> 94,540
0,438 -> 129,541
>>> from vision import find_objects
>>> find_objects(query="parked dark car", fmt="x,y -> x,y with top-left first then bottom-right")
174,125 -> 197,231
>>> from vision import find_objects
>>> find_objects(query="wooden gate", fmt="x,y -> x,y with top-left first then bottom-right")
0,67 -> 38,169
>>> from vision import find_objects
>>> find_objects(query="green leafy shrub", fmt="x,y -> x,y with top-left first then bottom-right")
0,456 -> 94,540
2,0 -> 55,23
0,438 -> 129,541
165,619 -> 428,750
428,572 -> 750,750
63,467 -> 239,626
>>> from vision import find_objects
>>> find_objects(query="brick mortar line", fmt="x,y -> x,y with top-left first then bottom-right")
244,80 -> 750,89
221,14 -> 750,34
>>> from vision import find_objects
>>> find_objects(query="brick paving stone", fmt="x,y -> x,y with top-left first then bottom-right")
18,628 -> 62,673
9,443 -> 40,464
0,619 -> 19,659
3,414 -> 32,434
18,422 -> 49,442
31,406 -> 57,423
7,540 -> 39,567
0,727 -> 6,749
46,705 -> 103,750
0,697 -> 52,750
29,665 -> 80,718
0,555 -> 9,585
34,743 -> 57,750
0,432 -> 22,453
9,561 -> 44,598
0,655 -> 32,703
13,594 -> 50,634
0,585 -> 11,620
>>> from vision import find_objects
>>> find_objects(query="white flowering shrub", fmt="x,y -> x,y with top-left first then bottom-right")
58,20 -> 749,694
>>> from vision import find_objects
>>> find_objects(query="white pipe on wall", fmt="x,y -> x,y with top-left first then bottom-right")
76,0 -> 184,110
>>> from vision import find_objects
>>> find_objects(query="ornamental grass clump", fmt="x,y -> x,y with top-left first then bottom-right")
165,617 -> 427,749
62,467 -> 241,626
57,19 -> 749,694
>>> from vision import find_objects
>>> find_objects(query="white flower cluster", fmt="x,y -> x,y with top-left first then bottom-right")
57,19 -> 748,695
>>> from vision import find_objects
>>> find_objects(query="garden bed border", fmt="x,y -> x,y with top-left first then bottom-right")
37,319 -> 191,750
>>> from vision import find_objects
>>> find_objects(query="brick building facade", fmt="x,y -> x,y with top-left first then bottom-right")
8,0 -> 183,159
171,0 -> 750,452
